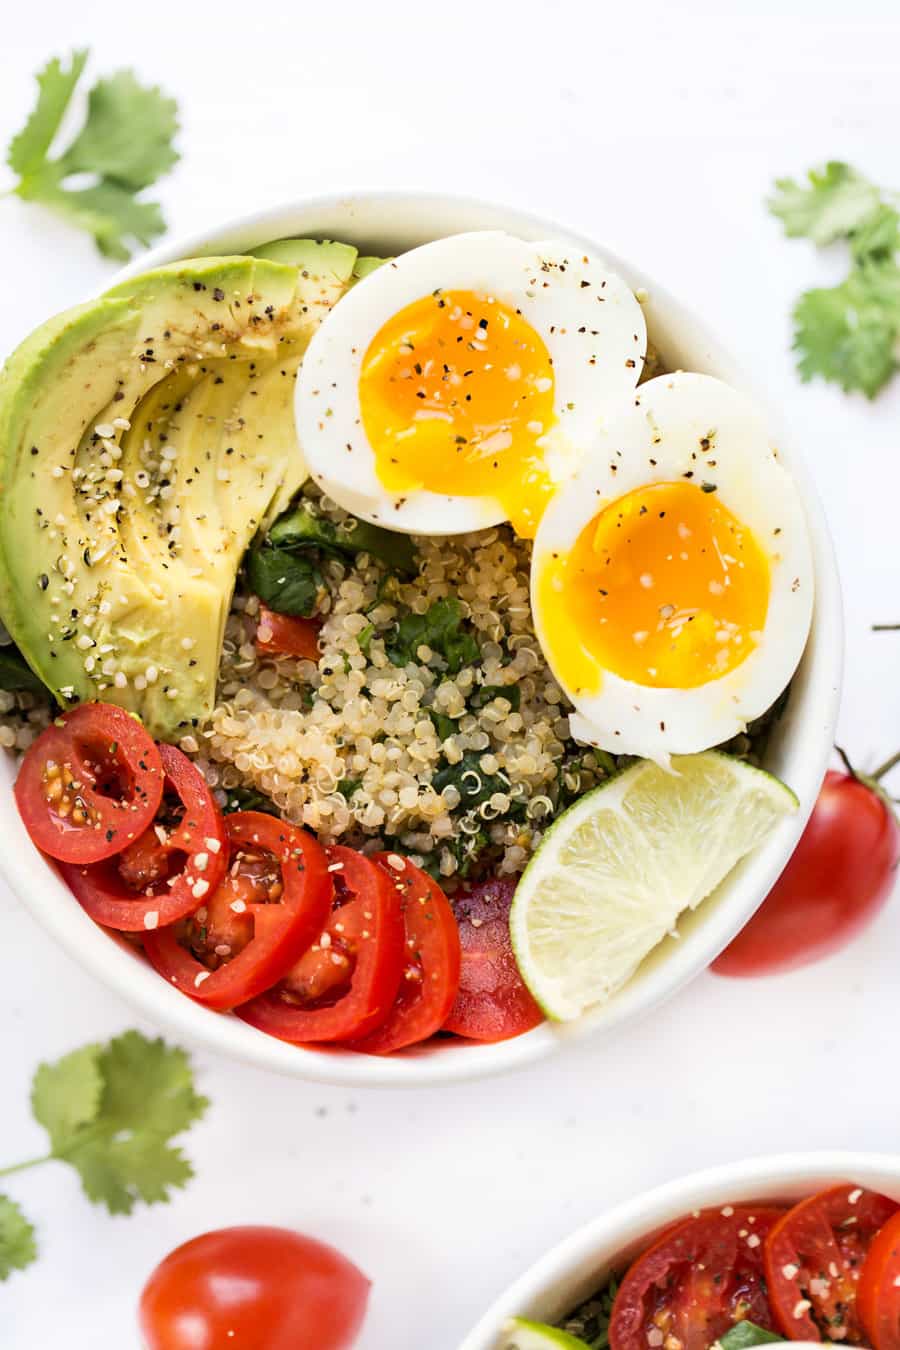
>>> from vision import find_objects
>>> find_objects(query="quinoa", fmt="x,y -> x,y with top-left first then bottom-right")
193,485 -> 615,881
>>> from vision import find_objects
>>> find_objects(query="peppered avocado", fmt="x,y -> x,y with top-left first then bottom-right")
0,244 -> 355,738
252,236 -> 358,284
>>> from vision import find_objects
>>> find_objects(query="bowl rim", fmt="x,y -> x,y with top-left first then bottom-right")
459,1150 -> 900,1348
0,189 -> 843,1087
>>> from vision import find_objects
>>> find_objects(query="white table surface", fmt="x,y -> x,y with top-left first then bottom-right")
3,2 -> 900,1345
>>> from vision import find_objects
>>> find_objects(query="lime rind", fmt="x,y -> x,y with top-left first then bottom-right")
510,751 -> 797,1021
501,1317 -> 592,1349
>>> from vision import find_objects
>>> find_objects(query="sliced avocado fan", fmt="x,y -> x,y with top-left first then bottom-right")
0,243 -> 357,739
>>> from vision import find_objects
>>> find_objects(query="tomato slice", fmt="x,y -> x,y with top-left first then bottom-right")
15,702 -> 164,864
442,876 -> 543,1042
237,845 -> 404,1043
859,1210 -> 900,1350
765,1185 -> 899,1343
255,604 -> 321,660
61,744 -> 228,932
143,812 -> 332,1011
139,1225 -> 370,1350
610,1206 -> 785,1350
349,852 -> 461,1055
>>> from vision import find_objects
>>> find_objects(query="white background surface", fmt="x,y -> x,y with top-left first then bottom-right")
2,2 -> 900,1346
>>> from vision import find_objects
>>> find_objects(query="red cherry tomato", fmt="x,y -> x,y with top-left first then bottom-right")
143,812 -> 332,1011
61,745 -> 227,932
609,1206 -> 785,1350
255,604 -> 321,661
713,768 -> 900,977
764,1184 -> 899,1342
858,1209 -> 900,1350
237,845 -> 404,1042
138,1225 -> 370,1350
350,852 -> 461,1054
442,876 -> 543,1042
15,702 -> 164,864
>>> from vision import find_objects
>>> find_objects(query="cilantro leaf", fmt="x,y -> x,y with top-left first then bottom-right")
792,262 -> 900,397
58,70 -> 179,190
0,1196 -> 37,1281
33,1030 -> 208,1215
31,1043 -> 104,1139
5,50 -> 88,177
5,50 -> 179,260
769,162 -> 884,245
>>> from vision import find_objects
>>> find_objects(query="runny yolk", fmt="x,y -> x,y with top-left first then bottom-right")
538,481 -> 771,693
358,289 -> 556,538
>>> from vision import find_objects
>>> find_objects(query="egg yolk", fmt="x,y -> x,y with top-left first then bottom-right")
359,289 -> 556,538
538,481 -> 770,693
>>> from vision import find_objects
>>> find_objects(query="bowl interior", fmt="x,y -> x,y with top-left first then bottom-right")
460,1152 -> 900,1348
0,192 -> 842,1086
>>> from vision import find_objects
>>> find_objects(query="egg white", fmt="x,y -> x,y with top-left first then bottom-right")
294,231 -> 647,535
531,372 -> 815,759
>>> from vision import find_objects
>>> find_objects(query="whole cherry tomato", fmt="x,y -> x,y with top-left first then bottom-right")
138,1225 -> 370,1350
713,759 -> 900,977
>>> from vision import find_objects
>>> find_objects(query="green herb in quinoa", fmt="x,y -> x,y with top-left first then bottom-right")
558,1272 -> 618,1349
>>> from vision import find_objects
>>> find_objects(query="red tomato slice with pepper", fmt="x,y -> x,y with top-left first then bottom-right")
237,845 -> 404,1042
610,1206 -> 785,1350
139,1225 -> 370,1350
765,1185 -> 899,1342
349,852 -> 461,1055
442,876 -> 543,1042
858,1210 -> 900,1350
255,604 -> 322,661
143,811 -> 332,1011
61,744 -> 228,932
15,702 -> 164,864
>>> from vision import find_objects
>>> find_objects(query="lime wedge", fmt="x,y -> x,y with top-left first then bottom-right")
510,751 -> 797,1020
501,1318 -> 591,1349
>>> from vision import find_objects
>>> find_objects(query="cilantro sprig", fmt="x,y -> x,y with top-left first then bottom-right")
4,49 -> 179,259
768,161 -> 900,398
0,1030 -> 207,1280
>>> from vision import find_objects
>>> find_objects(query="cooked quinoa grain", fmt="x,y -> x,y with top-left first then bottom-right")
196,487 -> 613,881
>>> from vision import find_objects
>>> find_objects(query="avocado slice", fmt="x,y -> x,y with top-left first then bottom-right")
353,255 -> 388,280
251,237 -> 358,284
0,246 -> 354,738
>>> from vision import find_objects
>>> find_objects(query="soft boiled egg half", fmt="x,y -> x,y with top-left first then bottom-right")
532,372 -> 814,759
295,231 -> 647,538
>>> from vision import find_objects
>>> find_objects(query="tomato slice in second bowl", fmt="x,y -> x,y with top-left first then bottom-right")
765,1184 -> 899,1343
237,845 -> 404,1043
143,812 -> 332,1011
609,1205 -> 786,1350
858,1209 -> 900,1350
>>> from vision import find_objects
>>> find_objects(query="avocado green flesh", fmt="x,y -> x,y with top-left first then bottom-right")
352,255 -> 389,280
0,248 -> 354,738
251,237 -> 358,284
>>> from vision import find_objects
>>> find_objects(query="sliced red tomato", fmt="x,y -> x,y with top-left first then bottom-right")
349,852 -> 461,1055
237,845 -> 404,1042
61,744 -> 228,932
610,1205 -> 785,1350
255,604 -> 321,660
143,811 -> 332,1011
15,702 -> 163,864
859,1210 -> 900,1350
139,1225 -> 370,1350
765,1184 -> 899,1342
442,876 -> 543,1042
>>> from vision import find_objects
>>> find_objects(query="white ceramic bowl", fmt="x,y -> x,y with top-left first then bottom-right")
460,1150 -> 900,1348
0,192 -> 842,1087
